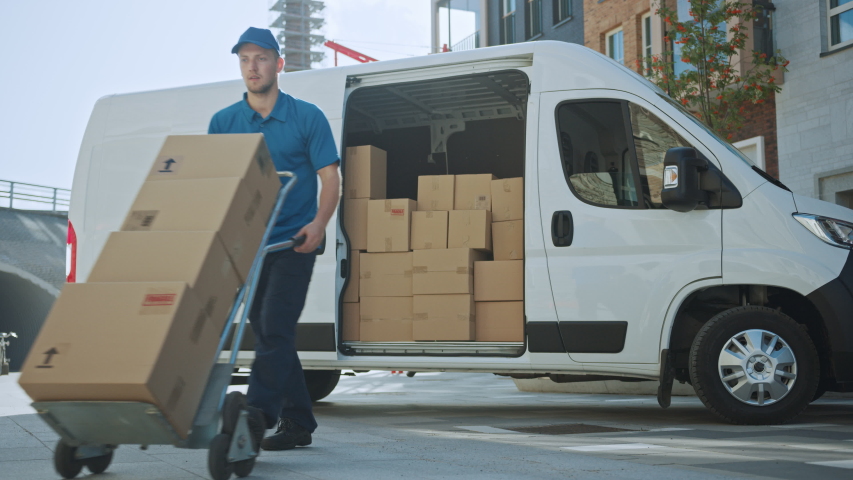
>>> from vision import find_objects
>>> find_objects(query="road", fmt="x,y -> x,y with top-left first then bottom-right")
2,371 -> 853,479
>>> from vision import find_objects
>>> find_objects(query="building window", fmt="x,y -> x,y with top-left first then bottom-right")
732,136 -> 766,171
829,0 -> 853,48
642,13 -> 653,73
554,0 -> 572,24
526,0 -> 543,39
606,28 -> 624,64
502,0 -> 517,44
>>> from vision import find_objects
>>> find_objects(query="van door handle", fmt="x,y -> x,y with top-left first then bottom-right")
551,211 -> 573,247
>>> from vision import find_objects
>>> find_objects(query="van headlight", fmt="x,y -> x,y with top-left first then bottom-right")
794,214 -> 853,249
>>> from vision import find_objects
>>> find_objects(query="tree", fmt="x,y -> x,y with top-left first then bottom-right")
641,0 -> 788,139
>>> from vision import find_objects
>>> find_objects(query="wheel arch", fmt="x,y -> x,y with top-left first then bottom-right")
661,283 -> 834,389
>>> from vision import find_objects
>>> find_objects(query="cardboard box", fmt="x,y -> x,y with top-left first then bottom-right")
344,198 -> 369,251
342,303 -> 360,341
88,231 -> 241,328
19,282 -> 218,438
475,301 -> 524,342
360,297 -> 413,341
121,177 -> 276,282
417,175 -> 455,211
360,252 -> 413,297
492,220 -> 524,260
411,211 -> 448,250
474,261 -> 523,302
454,174 -> 496,211
367,199 -> 417,253
413,295 -> 475,341
145,134 -> 279,195
491,177 -> 524,222
343,250 -> 360,303
448,210 -> 492,251
412,248 -> 486,295
345,145 -> 387,200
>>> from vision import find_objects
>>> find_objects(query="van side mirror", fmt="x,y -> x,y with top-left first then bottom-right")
661,147 -> 709,212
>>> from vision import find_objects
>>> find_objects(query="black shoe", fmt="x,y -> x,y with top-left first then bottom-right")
260,418 -> 312,451
245,406 -> 267,453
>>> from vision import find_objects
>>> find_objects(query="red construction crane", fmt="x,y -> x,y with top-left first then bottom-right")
324,40 -> 379,66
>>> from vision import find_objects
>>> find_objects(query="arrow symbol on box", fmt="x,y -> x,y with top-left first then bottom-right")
158,159 -> 177,172
42,347 -> 58,365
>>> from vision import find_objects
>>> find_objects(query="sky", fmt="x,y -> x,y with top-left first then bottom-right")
0,0 -> 432,191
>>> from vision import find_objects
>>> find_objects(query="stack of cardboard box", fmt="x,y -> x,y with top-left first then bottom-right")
474,177 -> 524,342
341,146 -> 388,341
19,134 -> 281,437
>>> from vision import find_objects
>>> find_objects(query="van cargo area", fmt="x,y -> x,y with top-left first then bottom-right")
339,70 -> 529,357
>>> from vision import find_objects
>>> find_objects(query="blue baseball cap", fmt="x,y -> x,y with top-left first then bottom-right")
231,27 -> 280,54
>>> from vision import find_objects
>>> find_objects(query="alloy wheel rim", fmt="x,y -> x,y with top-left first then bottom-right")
717,329 -> 797,406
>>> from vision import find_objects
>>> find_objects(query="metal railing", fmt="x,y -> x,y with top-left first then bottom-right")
0,180 -> 70,212
451,30 -> 480,52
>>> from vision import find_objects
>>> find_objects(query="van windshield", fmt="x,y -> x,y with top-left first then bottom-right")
656,93 -> 755,167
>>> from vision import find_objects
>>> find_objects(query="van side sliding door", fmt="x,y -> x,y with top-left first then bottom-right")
537,90 -> 723,364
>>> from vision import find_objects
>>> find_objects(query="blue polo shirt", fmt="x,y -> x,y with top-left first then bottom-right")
209,90 -> 339,245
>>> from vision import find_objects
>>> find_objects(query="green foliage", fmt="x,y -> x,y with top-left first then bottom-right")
641,0 -> 788,139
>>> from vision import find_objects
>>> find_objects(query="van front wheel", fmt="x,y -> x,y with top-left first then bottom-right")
689,306 -> 819,425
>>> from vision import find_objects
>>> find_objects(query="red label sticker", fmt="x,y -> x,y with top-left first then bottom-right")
390,209 -> 405,216
142,294 -> 177,307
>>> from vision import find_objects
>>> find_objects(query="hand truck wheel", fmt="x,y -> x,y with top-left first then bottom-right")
233,456 -> 256,478
222,391 -> 247,435
54,440 -> 82,479
208,433 -> 234,480
85,448 -> 114,474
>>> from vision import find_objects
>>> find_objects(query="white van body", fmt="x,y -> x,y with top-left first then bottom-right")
68,42 -> 853,424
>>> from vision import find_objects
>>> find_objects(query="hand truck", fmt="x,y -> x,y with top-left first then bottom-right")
33,171 -> 301,480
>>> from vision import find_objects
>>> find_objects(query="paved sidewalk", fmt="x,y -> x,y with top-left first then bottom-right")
2,371 -> 853,479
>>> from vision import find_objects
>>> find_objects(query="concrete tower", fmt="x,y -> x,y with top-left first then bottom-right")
270,0 -> 326,72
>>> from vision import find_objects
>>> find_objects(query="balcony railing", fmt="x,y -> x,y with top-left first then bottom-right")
451,31 -> 480,52
0,180 -> 70,212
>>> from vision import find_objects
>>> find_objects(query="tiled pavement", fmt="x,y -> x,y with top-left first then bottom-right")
2,371 -> 853,479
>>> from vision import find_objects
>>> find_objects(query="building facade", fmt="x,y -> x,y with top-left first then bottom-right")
430,0 -> 584,52
773,0 -> 853,205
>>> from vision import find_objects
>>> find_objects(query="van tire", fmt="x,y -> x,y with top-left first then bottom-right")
689,306 -> 819,425
304,369 -> 340,402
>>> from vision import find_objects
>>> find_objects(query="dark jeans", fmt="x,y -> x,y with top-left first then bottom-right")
246,248 -> 318,432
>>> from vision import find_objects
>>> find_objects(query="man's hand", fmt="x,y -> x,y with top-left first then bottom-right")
294,221 -> 324,253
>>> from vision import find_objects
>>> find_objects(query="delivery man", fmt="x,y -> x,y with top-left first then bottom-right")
208,27 -> 341,451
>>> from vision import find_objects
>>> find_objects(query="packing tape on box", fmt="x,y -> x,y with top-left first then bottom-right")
190,311 -> 207,344
244,190 -> 262,225
166,377 -> 185,412
384,200 -> 392,212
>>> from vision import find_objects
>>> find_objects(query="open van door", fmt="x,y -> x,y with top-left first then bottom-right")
536,90 -> 723,364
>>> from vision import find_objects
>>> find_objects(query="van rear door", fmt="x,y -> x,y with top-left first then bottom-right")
536,89 -> 723,364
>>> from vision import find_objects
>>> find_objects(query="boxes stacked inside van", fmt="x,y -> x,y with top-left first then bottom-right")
342,146 -> 523,343
19,134 -> 279,437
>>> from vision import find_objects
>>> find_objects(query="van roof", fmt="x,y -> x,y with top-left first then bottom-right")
102,41 -> 664,100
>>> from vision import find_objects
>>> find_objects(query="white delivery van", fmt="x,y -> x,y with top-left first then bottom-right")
67,41 -> 853,425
